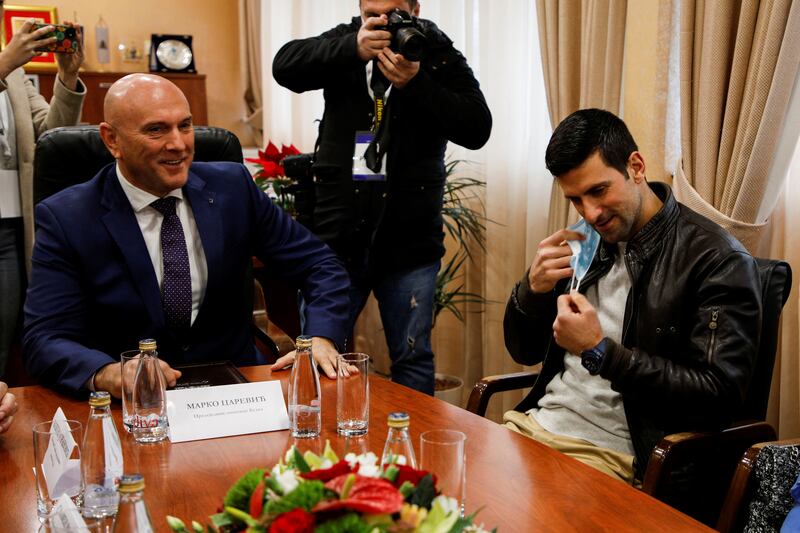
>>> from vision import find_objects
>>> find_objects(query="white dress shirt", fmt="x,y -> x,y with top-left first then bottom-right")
116,165 -> 207,324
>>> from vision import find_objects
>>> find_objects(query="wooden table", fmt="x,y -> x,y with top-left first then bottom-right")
0,367 -> 712,532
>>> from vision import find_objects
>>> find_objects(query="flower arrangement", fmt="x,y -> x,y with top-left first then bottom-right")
246,141 -> 302,214
167,442 -> 492,533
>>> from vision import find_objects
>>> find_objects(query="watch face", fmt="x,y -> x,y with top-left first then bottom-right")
156,39 -> 193,70
581,349 -> 603,375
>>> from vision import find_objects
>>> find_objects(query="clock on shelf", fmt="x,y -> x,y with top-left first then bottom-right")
149,34 -> 196,73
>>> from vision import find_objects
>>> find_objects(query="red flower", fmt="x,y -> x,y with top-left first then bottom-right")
313,475 -> 403,515
299,460 -> 353,482
249,480 -> 266,519
269,508 -> 314,533
393,465 -> 437,488
281,144 -> 301,157
246,140 -> 304,181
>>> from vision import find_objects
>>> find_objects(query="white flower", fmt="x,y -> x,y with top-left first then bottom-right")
271,464 -> 300,494
432,495 -> 460,516
319,458 -> 333,470
344,451 -> 381,478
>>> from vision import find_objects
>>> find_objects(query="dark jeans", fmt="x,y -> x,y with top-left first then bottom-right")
347,260 -> 439,395
0,218 -> 24,379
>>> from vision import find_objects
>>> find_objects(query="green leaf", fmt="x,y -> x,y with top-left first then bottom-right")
382,465 -> 398,483
165,516 -> 188,532
399,481 -> 415,499
224,506 -> 259,528
293,447 -> 311,473
209,512 -> 234,530
263,479 -> 326,517
409,474 -> 436,508
313,513 -> 373,533
323,439 -> 340,463
223,468 -> 265,512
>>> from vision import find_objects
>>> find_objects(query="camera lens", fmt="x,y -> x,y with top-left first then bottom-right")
396,28 -> 426,62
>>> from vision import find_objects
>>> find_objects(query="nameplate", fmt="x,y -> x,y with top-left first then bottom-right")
166,381 -> 289,443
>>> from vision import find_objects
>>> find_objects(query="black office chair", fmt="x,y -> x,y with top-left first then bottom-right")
467,258 -> 792,526
33,125 -> 280,360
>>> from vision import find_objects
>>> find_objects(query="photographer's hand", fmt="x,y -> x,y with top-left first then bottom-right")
357,15 -> 392,61
0,19 -> 56,80
377,48 -> 419,89
55,21 -> 84,91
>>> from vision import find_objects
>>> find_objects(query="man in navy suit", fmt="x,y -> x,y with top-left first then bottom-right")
23,74 -> 350,396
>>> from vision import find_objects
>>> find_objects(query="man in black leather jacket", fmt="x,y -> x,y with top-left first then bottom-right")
273,0 -> 491,394
504,109 -> 761,483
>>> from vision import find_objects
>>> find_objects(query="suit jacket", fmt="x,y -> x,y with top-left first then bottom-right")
23,161 -> 350,394
0,68 -> 85,269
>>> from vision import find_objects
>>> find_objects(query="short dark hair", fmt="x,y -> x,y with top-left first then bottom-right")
359,0 -> 418,10
545,108 -> 638,178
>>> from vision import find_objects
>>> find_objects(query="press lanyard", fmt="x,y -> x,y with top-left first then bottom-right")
366,60 -> 391,132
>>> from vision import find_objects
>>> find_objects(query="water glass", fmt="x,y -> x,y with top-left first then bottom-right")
419,430 -> 467,516
33,420 -> 84,518
336,353 -> 369,436
120,350 -> 142,433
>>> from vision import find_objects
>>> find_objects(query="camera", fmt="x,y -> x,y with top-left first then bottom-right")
283,153 -> 316,228
32,23 -> 78,54
380,8 -> 426,62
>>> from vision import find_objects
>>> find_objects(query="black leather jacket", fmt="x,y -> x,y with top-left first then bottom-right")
273,17 -> 491,272
504,183 -> 762,480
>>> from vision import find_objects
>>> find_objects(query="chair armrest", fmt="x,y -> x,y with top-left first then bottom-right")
466,370 -> 539,417
252,323 -> 280,363
642,421 -> 777,495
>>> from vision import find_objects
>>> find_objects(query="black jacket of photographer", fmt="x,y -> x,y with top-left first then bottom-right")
504,183 -> 762,481
273,16 -> 491,273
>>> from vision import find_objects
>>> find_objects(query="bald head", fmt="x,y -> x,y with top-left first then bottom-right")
99,73 -> 195,197
103,73 -> 190,126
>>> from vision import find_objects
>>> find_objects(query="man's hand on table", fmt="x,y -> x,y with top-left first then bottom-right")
271,336 -> 339,379
0,381 -> 18,434
94,359 -> 182,398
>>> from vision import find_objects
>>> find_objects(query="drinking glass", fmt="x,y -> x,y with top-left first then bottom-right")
419,429 -> 467,516
33,420 -> 84,518
120,350 -> 142,433
336,353 -> 369,436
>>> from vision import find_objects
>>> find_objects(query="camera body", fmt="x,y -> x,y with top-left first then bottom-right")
282,153 -> 316,228
380,9 -> 426,62
32,23 -> 78,54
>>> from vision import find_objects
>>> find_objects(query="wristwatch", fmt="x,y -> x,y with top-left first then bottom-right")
581,337 -> 609,375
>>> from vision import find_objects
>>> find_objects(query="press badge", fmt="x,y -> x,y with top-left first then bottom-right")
352,131 -> 386,181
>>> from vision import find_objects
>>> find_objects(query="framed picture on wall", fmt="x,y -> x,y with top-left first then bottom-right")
1,5 -> 58,70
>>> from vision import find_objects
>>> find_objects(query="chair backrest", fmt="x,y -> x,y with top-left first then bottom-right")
741,259 -> 792,421
33,125 -> 243,203
717,440 -> 800,532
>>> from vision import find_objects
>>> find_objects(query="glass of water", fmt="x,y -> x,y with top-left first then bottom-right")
336,353 -> 369,436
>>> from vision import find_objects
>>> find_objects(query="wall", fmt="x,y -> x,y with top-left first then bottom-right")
12,0 -> 253,145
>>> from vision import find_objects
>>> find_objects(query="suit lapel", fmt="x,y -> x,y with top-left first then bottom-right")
184,172 -> 222,311
99,167 -> 164,328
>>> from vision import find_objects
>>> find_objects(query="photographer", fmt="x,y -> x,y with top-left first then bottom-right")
0,14 -> 85,380
273,0 -> 491,394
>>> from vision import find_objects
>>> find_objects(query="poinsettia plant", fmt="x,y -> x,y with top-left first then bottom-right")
246,141 -> 302,215
167,442 -> 493,533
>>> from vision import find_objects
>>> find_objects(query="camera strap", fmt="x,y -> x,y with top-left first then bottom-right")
364,62 -> 392,174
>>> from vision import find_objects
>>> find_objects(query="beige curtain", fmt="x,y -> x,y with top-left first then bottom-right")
766,184 -> 800,439
538,0 -> 628,234
242,0 -> 263,147
674,0 -> 800,252
674,0 -> 800,439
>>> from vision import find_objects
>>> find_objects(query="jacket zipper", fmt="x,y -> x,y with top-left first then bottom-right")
707,307 -> 719,362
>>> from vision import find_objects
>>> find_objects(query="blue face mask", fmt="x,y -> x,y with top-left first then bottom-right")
566,218 -> 601,292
